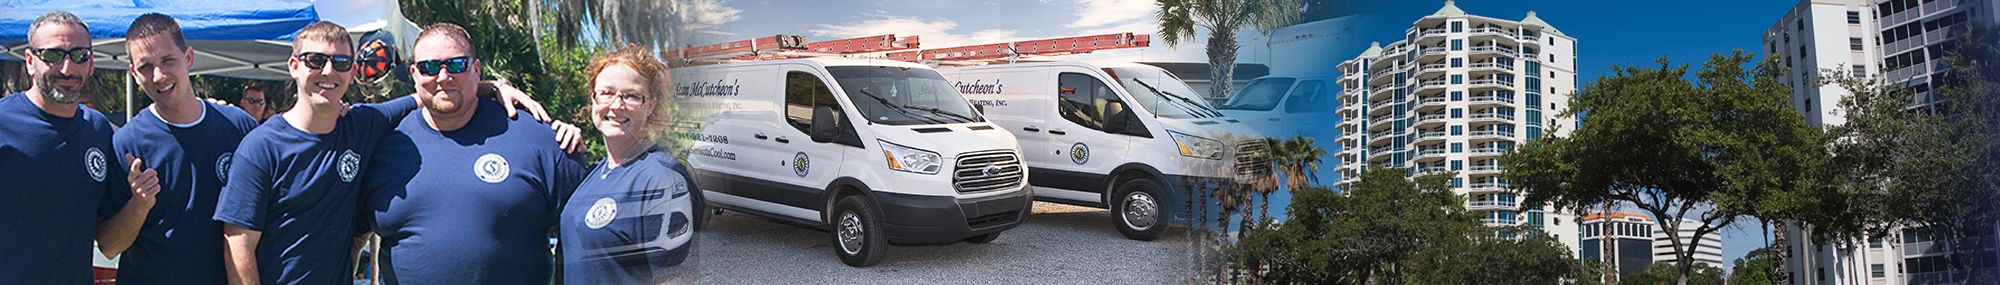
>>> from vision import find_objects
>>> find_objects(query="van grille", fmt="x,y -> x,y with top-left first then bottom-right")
1235,139 -> 1273,177
953,150 -> 1024,194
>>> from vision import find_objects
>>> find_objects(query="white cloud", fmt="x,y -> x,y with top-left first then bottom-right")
809,16 -> 1025,49
1068,0 -> 1157,29
674,0 -> 743,33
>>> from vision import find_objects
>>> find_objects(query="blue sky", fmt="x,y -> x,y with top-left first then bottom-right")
677,0 -> 1794,274
1353,0 -> 1803,273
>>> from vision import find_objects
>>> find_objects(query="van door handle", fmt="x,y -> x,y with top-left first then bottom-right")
1022,126 -> 1040,132
753,133 -> 768,140
1048,129 -> 1067,135
774,137 -> 790,144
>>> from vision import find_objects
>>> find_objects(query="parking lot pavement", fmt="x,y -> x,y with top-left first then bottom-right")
670,202 -> 1200,284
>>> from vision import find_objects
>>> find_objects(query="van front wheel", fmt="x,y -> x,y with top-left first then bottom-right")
831,196 -> 886,267
1111,178 -> 1166,241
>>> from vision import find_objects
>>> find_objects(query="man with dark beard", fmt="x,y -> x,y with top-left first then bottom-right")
0,10 -> 159,284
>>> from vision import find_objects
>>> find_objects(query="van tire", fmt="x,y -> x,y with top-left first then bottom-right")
830,195 -> 886,267
1111,177 -> 1166,241
963,232 -> 1001,244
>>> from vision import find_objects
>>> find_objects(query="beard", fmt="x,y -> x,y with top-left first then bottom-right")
32,70 -> 88,104
422,92 -> 468,116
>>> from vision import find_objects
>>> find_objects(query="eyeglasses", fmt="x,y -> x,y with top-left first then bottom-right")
594,91 -> 649,106
413,56 -> 472,76
28,47 -> 92,64
294,52 -> 354,72
241,97 -> 266,104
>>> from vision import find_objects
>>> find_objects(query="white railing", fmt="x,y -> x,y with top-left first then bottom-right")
1469,45 -> 1517,55
1470,130 -> 1515,138
1416,130 -> 1448,140
1469,93 -> 1516,103
1468,164 -> 1502,172
1468,200 -> 1518,209
1469,78 -> 1515,87
1470,61 -> 1514,70
1469,112 -> 1515,121
1469,147 -> 1508,155
1416,113 -> 1447,123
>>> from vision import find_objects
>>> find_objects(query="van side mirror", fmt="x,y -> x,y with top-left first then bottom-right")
811,106 -> 840,143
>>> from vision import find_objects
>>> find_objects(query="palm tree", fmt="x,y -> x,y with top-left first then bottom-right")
1156,0 -> 1303,99
1273,136 -> 1323,220
1254,137 -> 1288,223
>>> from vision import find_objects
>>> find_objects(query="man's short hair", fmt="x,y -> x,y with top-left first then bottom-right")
243,84 -> 263,93
413,23 -> 477,56
126,13 -> 187,49
29,11 -> 88,40
291,21 -> 351,54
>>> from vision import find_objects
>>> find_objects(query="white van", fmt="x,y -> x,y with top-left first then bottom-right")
1217,74 -> 1340,186
671,58 -> 1030,267
939,61 -> 1268,241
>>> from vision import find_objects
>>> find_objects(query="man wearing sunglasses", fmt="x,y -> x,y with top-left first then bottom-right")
360,23 -> 588,284
105,13 -> 268,285
0,11 -> 160,284
213,21 -> 578,285
240,85 -> 269,121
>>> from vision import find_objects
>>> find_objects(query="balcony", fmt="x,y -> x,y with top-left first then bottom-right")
1467,200 -> 1518,210
1468,60 -> 1514,71
1468,93 -> 1516,106
1468,112 -> 1515,121
1468,27 -> 1516,37
1469,129 -> 1515,141
1467,182 -> 1511,192
1468,44 -> 1517,55
1480,218 -> 1516,226
1414,113 -> 1447,127
1415,165 -> 1450,173
1417,28 -> 1449,38
1468,78 -> 1515,87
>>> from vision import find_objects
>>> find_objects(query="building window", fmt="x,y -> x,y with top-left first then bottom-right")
1451,159 -> 1462,168
1450,108 -> 1463,118
1853,64 -> 1866,75
1871,264 -> 1885,278
1451,177 -> 1463,187
1451,91 -> 1463,101
1806,98 -> 1814,113
1452,21 -> 1463,32
1848,11 -> 1862,24
1451,74 -> 1463,84
1451,58 -> 1463,67
1452,39 -> 1464,51
1451,125 -> 1463,135
1851,37 -> 1864,51
1796,18 -> 1803,30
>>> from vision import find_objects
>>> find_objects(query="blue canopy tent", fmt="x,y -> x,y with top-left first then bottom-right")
1,0 -> 422,120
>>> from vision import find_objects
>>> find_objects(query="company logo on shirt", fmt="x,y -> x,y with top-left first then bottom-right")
474,153 -> 510,184
216,153 -> 233,182
338,150 -> 361,182
1070,142 -> 1090,165
586,197 -> 617,229
792,152 -> 810,177
85,147 -> 107,182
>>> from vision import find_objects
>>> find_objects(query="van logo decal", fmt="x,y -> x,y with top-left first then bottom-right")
793,152 -> 810,177
953,79 -> 1003,94
675,79 -> 741,97
1070,142 -> 1090,165
981,165 -> 1001,177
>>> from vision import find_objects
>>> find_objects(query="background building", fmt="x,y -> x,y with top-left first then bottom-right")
1331,0 -> 1581,254
1582,212 -> 1658,277
1766,0 -> 2000,284
1650,219 -> 1726,270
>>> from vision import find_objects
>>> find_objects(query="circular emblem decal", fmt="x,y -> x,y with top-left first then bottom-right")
216,153 -> 233,182
337,150 -> 361,182
1069,142 -> 1090,165
792,152 -> 810,177
474,153 -> 510,184
85,147 -> 107,182
981,165 -> 1001,177
585,197 -> 617,229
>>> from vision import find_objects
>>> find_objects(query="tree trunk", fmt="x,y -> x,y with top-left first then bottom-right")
1206,30 -> 1240,102
1771,221 -> 1793,285
1601,202 -> 1618,285
1238,193 -> 1255,241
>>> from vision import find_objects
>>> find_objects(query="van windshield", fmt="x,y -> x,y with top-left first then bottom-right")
1109,67 -> 1224,119
827,66 -> 985,126
1219,78 -> 1296,111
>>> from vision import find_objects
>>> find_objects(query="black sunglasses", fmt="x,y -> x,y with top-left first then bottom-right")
27,47 -> 92,64
413,56 -> 473,76
294,52 -> 354,72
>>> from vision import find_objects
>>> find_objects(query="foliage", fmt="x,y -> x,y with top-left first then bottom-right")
1726,247 -> 1774,285
1156,0 -> 1304,102
401,0 -> 607,161
1502,51 -> 1823,284
1619,262 -> 1724,285
1229,165 -> 1576,284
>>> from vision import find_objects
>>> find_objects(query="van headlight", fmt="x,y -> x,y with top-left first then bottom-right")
879,140 -> 942,174
1168,130 -> 1224,160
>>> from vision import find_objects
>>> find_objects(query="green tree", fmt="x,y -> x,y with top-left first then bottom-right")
1727,247 -> 1775,285
1818,24 -> 2000,284
1502,51 -> 1824,285
1620,263 -> 1724,285
401,0 -> 608,161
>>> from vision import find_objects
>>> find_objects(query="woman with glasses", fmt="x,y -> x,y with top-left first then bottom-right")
559,45 -> 697,284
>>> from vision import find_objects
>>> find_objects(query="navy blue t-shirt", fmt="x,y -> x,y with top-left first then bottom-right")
212,96 -> 416,285
363,99 -> 587,285
560,146 -> 695,284
110,101 -> 261,284
0,93 -> 127,284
